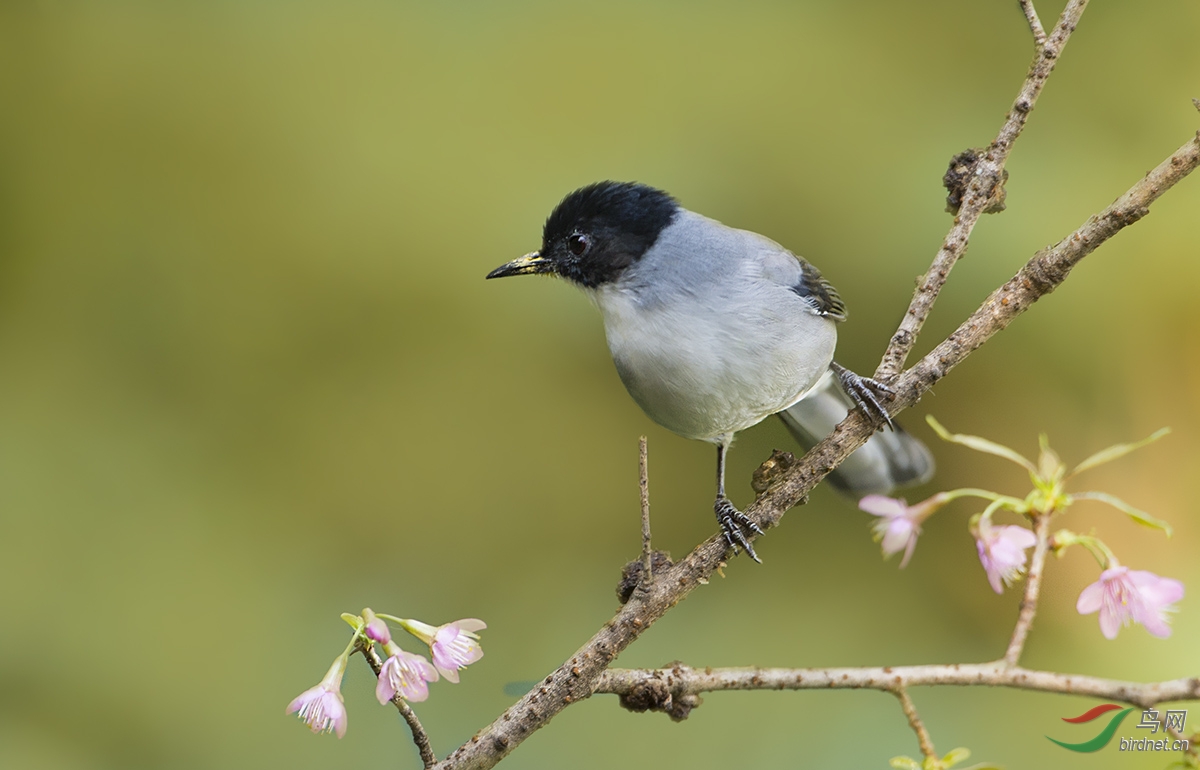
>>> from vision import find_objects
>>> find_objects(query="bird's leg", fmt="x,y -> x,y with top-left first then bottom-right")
714,442 -> 763,563
831,361 -> 896,430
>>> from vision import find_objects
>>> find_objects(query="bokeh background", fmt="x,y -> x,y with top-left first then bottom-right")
2,1 -> 1197,768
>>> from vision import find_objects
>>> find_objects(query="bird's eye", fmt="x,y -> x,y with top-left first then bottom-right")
567,233 -> 589,257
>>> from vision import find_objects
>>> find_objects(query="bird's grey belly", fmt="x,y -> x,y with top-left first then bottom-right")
605,308 -> 837,442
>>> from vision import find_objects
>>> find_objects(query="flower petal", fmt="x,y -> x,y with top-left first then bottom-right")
880,519 -> 913,557
859,495 -> 909,518
1129,571 -> 1185,605
1098,606 -> 1121,640
1137,610 -> 1173,638
898,530 -> 918,569
376,670 -> 398,705
998,526 -> 1037,549
1076,581 -> 1104,614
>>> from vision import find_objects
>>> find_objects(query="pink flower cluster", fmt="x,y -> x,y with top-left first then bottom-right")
286,614 -> 486,739
859,494 -> 1185,640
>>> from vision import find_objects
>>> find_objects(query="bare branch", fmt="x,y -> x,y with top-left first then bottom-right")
424,129 -> 1200,770
1003,513 -> 1052,666
874,0 -> 1089,381
595,663 -> 1200,711
1019,0 -> 1048,47
893,687 -> 937,761
639,436 -> 653,586
360,644 -> 437,768
889,130 -> 1200,408
761,130 -> 1200,544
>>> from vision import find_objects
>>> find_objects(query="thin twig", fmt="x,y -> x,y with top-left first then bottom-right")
595,663 -> 1200,710
639,436 -> 652,585
423,130 -> 1200,770
360,644 -> 437,768
1003,512 -> 1052,666
1019,0 -> 1048,47
893,686 -> 937,761
1165,722 -> 1199,763
874,0 -> 1089,381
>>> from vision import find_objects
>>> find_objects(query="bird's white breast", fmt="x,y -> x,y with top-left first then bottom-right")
588,212 -> 838,442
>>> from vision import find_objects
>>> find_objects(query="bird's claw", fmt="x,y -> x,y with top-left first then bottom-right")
831,362 -> 896,430
714,497 -> 763,563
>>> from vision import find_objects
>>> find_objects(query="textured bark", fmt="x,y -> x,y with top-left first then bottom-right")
596,664 -> 1200,711
874,0 -> 1089,380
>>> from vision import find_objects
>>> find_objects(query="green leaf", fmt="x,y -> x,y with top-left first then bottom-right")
1068,427 -> 1170,478
926,416 -> 1036,473
341,613 -> 363,630
1071,491 -> 1173,537
941,747 -> 971,767
889,757 -> 921,770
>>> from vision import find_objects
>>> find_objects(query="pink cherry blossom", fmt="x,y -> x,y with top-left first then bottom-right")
430,620 -> 486,682
376,646 -> 439,704
287,679 -> 347,738
400,617 -> 487,683
976,524 -> 1037,594
859,495 -> 940,568
1077,566 -> 1184,639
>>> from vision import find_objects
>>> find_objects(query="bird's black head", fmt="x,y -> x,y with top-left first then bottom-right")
486,181 -> 678,288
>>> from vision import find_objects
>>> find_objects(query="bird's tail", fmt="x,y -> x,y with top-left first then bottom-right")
778,371 -> 934,497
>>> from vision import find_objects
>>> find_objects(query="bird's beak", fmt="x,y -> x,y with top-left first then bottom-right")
486,251 -> 555,279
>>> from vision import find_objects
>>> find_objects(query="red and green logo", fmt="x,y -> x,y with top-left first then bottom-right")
1048,704 -> 1134,752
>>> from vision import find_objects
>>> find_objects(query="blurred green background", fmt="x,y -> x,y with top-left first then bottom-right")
1,1 -> 1197,768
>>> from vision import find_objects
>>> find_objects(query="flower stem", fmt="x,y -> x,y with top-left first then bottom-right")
942,487 -> 1028,510
1003,512 -> 1051,666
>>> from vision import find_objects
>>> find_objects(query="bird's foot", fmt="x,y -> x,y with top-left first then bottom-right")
714,497 -> 763,563
831,362 -> 896,430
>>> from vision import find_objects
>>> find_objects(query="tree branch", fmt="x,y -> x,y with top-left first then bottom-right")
1019,0 -> 1048,47
893,687 -> 937,762
759,129 -> 1200,554
1003,512 -> 1051,666
874,0 -> 1088,381
595,663 -> 1200,711
425,130 -> 1199,770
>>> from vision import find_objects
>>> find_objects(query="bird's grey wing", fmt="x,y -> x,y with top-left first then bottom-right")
755,239 -> 846,322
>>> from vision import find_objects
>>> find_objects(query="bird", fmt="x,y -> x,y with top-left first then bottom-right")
487,181 -> 933,562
